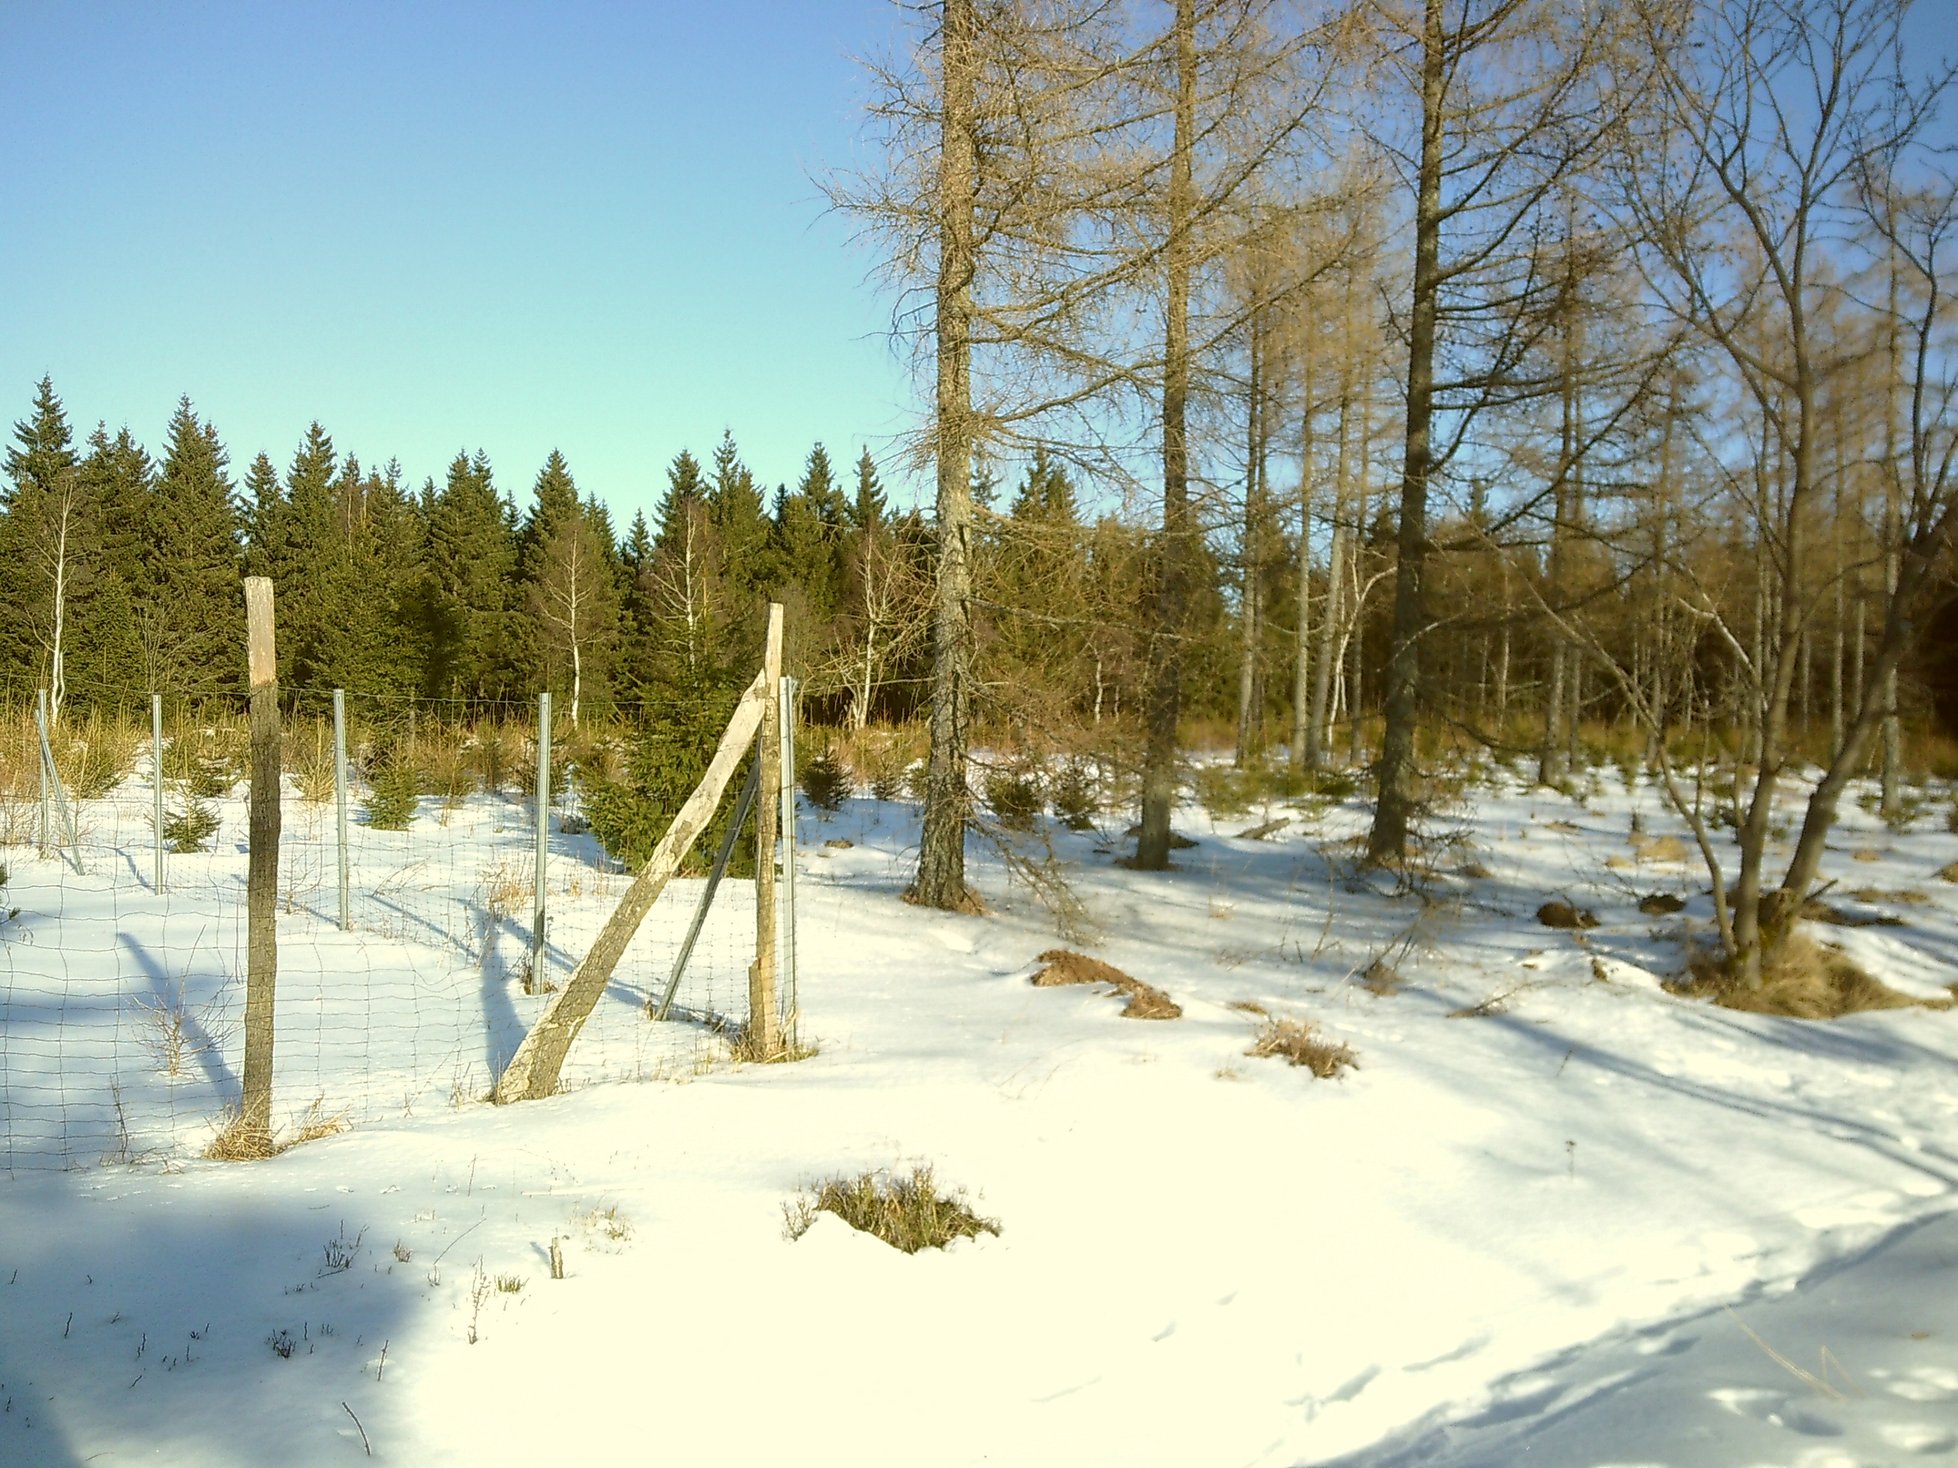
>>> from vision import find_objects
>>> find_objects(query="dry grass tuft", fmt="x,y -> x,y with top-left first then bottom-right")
204,1100 -> 348,1160
1631,833 -> 1689,864
287,1099 -> 349,1146
1936,860 -> 1958,885
1362,960 -> 1402,996
203,1110 -> 280,1161
1673,932 -> 1943,1020
1851,847 -> 1883,863
1639,892 -> 1687,915
727,1027 -> 818,1065
1030,948 -> 1181,1019
1247,1018 -> 1358,1078
783,1165 -> 999,1254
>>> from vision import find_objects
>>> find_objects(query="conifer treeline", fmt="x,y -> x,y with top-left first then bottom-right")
0,378 -> 1203,733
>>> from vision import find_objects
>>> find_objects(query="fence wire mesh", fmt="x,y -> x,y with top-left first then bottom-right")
0,681 -> 762,1174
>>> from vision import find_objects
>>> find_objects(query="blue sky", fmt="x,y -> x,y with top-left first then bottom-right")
0,1 -> 924,527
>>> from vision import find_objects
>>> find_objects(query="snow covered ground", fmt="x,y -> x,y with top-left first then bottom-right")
1,759 -> 1954,1466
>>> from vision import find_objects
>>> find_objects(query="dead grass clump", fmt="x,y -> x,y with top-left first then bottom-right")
203,1110 -> 280,1161
1030,948 -> 1181,1019
204,1100 -> 349,1160
783,1165 -> 999,1254
727,1026 -> 818,1064
288,1099 -> 350,1146
1672,933 -> 1940,1020
1631,833 -> 1689,863
1362,959 -> 1402,996
1639,893 -> 1687,915
1247,1018 -> 1358,1078
1935,860 -> 1958,884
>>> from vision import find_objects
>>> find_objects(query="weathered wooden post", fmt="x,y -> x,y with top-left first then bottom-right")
241,577 -> 282,1149
778,672 -> 799,1049
749,604 -> 784,1058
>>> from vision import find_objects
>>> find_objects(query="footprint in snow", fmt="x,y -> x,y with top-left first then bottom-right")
1879,1422 -> 1958,1454
1875,1364 -> 1958,1402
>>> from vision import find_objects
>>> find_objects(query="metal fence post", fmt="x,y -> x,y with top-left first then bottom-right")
152,693 -> 165,892
36,688 -> 50,857
532,690 -> 551,983
333,689 -> 351,931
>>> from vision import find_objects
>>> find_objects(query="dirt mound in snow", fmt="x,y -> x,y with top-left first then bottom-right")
1030,949 -> 1182,1020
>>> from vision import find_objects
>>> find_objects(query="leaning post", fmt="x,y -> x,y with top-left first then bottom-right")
241,577 -> 282,1149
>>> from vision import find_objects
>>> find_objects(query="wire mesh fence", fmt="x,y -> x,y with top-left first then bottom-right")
0,678 -> 768,1175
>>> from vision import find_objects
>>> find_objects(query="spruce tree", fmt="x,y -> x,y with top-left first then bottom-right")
71,424 -> 153,698
148,398 -> 244,691
425,450 -> 517,703
848,445 -> 888,532
708,430 -> 773,594
0,377 -> 82,708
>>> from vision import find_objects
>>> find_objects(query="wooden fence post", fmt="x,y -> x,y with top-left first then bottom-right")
749,604 -> 784,1058
241,577 -> 281,1148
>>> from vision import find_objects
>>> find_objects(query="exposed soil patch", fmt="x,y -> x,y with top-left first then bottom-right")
1537,901 -> 1599,930
1030,948 -> 1182,1020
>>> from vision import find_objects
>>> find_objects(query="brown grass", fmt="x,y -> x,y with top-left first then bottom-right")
1936,861 -> 1958,885
1673,932 -> 1948,1020
1030,949 -> 1181,1019
1631,833 -> 1689,863
783,1165 -> 999,1254
204,1101 -> 348,1160
1247,1018 -> 1358,1078
1362,960 -> 1402,996
727,1027 -> 819,1064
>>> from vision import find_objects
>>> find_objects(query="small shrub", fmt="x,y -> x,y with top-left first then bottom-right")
472,722 -> 521,794
1050,759 -> 1099,830
783,1165 -> 1000,1254
983,763 -> 1044,831
55,716 -> 141,798
161,798 -> 221,853
799,747 -> 850,813
1248,1018 -> 1358,1078
362,749 -> 420,831
291,750 -> 337,803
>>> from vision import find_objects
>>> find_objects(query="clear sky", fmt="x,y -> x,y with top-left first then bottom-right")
0,0 -> 924,528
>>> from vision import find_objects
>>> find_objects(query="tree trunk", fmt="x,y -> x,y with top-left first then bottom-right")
1237,313 -> 1265,765
1367,0 -> 1444,866
910,0 -> 979,910
1137,0 -> 1196,871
